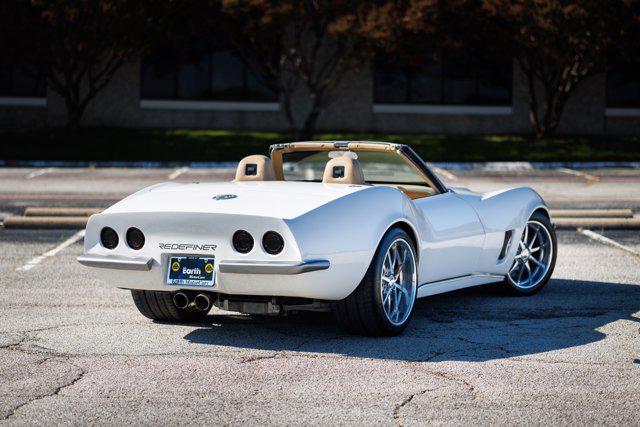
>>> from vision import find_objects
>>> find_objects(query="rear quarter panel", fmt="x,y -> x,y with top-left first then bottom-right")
286,185 -> 423,299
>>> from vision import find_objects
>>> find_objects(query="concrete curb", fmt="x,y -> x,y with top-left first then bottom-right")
3,216 -> 88,229
24,207 -> 102,217
554,217 -> 640,229
550,209 -> 634,218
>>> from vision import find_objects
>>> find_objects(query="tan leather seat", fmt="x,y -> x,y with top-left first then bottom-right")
322,156 -> 366,185
235,155 -> 276,181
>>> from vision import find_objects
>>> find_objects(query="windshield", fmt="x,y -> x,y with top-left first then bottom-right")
282,150 -> 428,185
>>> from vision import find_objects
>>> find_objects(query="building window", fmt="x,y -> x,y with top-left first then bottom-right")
0,67 -> 46,98
374,52 -> 512,106
607,62 -> 640,108
141,46 -> 276,102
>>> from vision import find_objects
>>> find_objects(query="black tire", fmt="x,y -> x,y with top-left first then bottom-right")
130,290 -> 210,322
503,211 -> 557,295
331,227 -> 417,336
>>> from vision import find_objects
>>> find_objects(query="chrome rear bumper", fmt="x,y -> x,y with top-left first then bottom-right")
77,254 -> 153,271
218,259 -> 330,275
77,254 -> 329,275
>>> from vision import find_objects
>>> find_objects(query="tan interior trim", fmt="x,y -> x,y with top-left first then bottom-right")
322,156 -> 366,185
235,155 -> 276,181
271,149 -> 285,180
270,141 -> 439,192
373,184 -> 436,199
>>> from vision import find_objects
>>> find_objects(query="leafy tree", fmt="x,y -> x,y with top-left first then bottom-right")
480,0 -> 639,138
219,0 -> 392,140
0,0 -> 188,130
390,0 -> 639,138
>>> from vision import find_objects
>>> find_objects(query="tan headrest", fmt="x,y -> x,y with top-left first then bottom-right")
235,155 -> 276,181
322,156 -> 366,185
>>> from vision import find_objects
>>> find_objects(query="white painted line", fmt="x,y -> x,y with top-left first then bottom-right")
26,168 -> 55,179
578,228 -> 640,258
432,166 -> 458,181
168,167 -> 189,180
558,168 -> 599,184
16,230 -> 86,272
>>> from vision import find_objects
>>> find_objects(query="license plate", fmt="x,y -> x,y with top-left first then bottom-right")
166,256 -> 215,287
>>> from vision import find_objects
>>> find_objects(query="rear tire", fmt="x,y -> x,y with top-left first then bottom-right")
503,211 -> 557,295
131,290 -> 210,322
332,227 -> 418,336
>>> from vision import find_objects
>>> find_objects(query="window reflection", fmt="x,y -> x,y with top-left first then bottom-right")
607,62 -> 640,108
0,66 -> 46,97
374,51 -> 511,106
141,45 -> 277,102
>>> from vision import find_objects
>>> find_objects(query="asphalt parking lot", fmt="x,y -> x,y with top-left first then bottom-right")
1,166 -> 639,425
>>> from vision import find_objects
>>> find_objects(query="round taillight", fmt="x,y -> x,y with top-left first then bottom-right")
233,230 -> 253,254
100,227 -> 119,249
262,231 -> 284,255
126,227 -> 145,250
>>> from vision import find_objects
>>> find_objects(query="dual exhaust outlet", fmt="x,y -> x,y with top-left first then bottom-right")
172,292 -> 211,312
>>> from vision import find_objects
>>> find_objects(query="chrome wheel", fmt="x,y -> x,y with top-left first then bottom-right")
507,220 -> 553,290
380,238 -> 417,326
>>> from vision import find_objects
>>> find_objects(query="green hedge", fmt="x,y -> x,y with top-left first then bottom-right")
1,128 -> 638,162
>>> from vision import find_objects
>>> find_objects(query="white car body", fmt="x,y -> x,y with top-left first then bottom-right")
78,142 -> 551,304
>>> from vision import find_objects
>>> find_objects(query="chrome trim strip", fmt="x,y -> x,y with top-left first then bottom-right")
219,259 -> 330,275
77,254 -> 153,271
418,273 -> 504,288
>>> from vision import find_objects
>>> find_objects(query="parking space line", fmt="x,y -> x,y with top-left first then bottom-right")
168,167 -> 189,180
558,168 -> 599,184
26,168 -> 55,179
16,230 -> 86,272
578,228 -> 640,258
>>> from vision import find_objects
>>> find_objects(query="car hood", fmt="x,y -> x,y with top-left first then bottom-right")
103,181 -> 368,220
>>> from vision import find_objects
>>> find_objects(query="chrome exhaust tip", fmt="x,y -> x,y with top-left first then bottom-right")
173,292 -> 189,309
194,293 -> 211,311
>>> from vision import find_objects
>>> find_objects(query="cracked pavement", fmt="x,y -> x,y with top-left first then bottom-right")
0,226 -> 639,425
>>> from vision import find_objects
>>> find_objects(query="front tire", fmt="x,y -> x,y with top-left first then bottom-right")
504,211 -> 557,295
332,227 -> 418,336
131,290 -> 210,322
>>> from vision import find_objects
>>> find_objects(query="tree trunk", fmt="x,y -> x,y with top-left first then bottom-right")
297,106 -> 321,141
281,88 -> 324,141
281,94 -> 299,139
536,86 -> 571,139
519,58 -> 546,139
522,75 -> 570,139
519,57 -> 580,139
64,100 -> 86,132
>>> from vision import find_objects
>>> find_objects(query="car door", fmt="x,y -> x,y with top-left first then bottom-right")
412,190 -> 485,284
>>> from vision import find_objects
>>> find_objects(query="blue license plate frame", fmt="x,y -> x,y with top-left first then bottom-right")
166,256 -> 215,287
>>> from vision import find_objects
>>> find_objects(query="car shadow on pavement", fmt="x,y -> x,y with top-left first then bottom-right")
183,279 -> 640,362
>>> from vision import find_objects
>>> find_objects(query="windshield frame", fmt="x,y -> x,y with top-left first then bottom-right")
269,141 -> 447,194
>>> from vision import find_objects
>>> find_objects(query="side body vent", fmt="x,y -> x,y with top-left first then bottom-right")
498,230 -> 513,261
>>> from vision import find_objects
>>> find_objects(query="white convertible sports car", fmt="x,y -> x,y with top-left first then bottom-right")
78,141 -> 556,336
